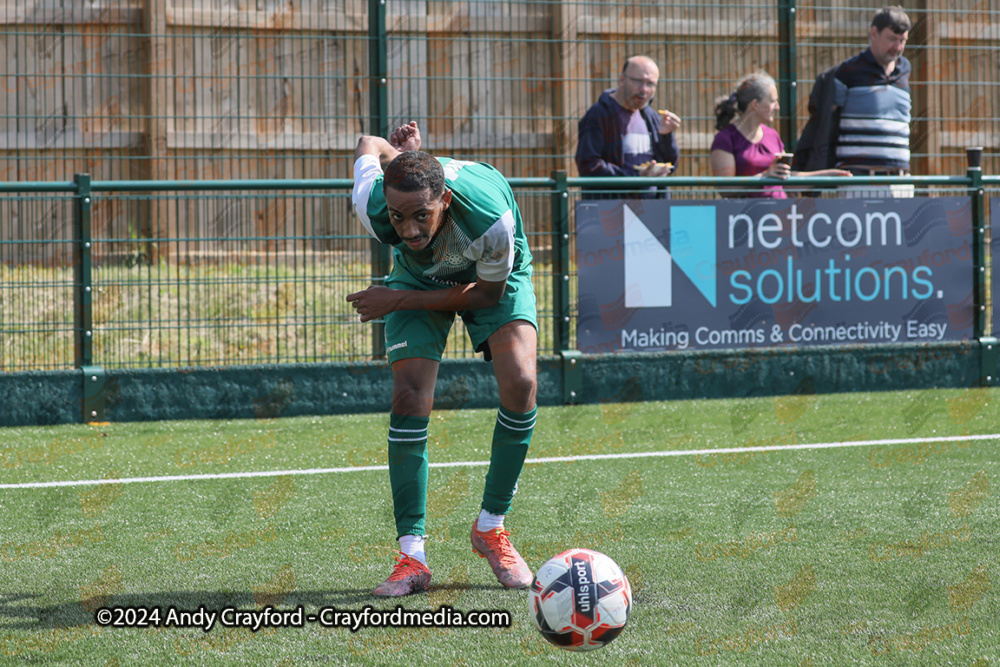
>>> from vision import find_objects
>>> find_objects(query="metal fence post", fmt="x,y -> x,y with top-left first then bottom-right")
778,0 -> 798,153
74,173 -> 107,422
969,152 -> 986,340
73,173 -> 93,369
965,147 -> 996,387
369,246 -> 391,359
367,0 -> 390,358
551,170 -> 579,404
551,170 -> 571,355
368,0 -> 389,140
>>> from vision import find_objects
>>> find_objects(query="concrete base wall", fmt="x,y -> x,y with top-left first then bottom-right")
0,342 -> 990,427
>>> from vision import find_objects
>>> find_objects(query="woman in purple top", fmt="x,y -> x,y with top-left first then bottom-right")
710,72 -> 851,198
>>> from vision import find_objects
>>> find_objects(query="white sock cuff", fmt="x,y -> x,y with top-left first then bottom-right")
398,534 -> 427,564
476,509 -> 505,532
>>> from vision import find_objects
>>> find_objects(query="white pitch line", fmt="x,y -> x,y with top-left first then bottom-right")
0,433 -> 995,491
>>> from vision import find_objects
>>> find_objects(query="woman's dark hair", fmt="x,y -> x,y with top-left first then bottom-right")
714,71 -> 776,131
383,151 -> 445,197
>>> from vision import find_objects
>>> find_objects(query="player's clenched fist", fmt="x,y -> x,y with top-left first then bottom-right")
389,121 -> 421,152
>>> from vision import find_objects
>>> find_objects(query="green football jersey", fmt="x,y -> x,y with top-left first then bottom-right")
352,154 -> 532,287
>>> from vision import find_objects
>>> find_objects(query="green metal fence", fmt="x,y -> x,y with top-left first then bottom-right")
2,0 -> 999,376
1,171 -> 995,373
0,175 -> 563,371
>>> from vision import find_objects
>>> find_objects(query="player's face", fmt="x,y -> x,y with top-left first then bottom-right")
384,186 -> 452,251
869,26 -> 907,67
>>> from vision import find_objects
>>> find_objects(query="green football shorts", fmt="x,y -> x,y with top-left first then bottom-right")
383,265 -> 537,364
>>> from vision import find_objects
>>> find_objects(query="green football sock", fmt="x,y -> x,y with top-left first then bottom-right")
481,405 -> 537,516
387,413 -> 429,539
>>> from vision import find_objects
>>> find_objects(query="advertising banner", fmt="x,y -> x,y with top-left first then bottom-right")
576,198 -> 974,353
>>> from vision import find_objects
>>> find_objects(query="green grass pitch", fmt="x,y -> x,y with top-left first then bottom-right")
0,388 -> 996,665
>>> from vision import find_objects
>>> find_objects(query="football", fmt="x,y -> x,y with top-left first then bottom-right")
528,548 -> 632,651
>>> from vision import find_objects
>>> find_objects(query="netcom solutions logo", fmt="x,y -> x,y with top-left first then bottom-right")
623,204 -> 716,309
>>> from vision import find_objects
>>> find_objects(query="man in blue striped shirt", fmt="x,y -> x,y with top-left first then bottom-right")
833,6 -> 913,197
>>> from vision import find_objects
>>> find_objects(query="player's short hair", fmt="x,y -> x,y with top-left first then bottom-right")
872,6 -> 910,34
384,151 -> 445,198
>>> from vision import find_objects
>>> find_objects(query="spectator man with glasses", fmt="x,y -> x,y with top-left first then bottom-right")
576,56 -> 681,199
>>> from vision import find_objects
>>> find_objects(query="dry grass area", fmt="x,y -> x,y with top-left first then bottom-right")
2,260 -> 375,370
0,258 -> 516,371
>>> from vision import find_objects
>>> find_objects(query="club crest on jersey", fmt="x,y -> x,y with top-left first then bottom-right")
442,253 -> 468,268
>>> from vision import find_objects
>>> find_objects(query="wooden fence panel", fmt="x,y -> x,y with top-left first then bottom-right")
1,0 -> 999,254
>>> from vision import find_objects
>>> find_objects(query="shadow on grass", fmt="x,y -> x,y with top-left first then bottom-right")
0,583 -> 509,630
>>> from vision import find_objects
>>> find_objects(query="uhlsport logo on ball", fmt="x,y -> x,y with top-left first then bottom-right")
528,548 -> 631,651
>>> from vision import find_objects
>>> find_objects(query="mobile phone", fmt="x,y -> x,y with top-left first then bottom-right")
778,153 -> 792,166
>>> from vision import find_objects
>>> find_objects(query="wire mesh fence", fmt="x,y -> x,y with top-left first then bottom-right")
86,190 -> 367,369
3,174 -> 990,372
0,183 -> 568,371
1,1 -> 998,371
0,193 -> 76,370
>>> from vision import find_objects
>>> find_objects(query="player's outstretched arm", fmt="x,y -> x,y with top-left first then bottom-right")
355,122 -> 423,171
346,277 -> 507,323
355,135 -> 400,171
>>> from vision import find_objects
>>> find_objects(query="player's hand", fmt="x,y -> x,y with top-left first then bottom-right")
657,109 -> 681,134
389,121 -> 421,152
346,285 -> 401,323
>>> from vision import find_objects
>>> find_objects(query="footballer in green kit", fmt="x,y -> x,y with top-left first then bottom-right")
348,121 -> 538,597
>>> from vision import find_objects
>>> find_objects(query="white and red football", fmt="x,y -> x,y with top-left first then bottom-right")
528,548 -> 632,651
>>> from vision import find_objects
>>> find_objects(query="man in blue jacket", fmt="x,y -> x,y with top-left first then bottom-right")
576,56 -> 681,199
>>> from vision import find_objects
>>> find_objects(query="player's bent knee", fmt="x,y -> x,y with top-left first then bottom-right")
498,372 -> 537,413
391,359 -> 438,417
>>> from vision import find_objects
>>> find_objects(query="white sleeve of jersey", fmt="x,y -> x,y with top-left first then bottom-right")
467,209 -> 516,282
351,154 -> 383,240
